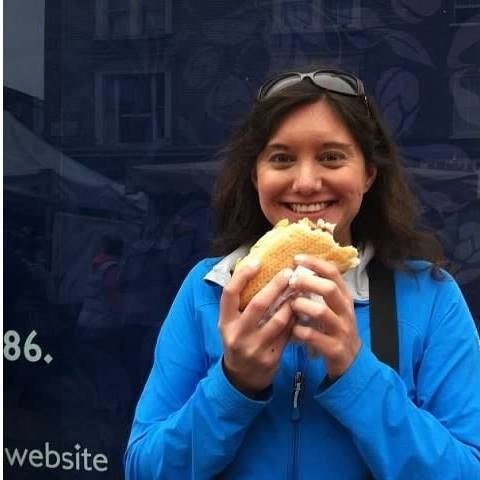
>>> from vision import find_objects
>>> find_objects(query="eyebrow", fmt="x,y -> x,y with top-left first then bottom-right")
264,141 -> 355,152
321,142 -> 355,153
263,143 -> 290,151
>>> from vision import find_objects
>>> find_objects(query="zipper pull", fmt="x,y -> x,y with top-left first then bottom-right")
291,371 -> 303,421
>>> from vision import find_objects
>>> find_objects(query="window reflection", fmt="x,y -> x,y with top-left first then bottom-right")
100,73 -> 166,144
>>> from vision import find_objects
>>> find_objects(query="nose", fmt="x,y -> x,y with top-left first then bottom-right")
291,162 -> 322,194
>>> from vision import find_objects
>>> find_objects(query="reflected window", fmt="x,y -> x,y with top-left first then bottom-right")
453,0 -> 480,24
141,0 -> 168,36
96,0 -> 171,38
452,71 -> 480,137
106,0 -> 130,38
99,73 -> 168,144
272,0 -> 361,33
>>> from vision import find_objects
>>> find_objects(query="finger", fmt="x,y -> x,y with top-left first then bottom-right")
290,295 -> 334,333
290,322 -> 334,356
257,298 -> 295,345
220,260 -> 261,320
290,274 -> 350,318
294,255 -> 350,297
243,267 -> 293,320
261,314 -> 296,372
292,321 -> 361,378
291,322 -> 349,366
291,292 -> 357,342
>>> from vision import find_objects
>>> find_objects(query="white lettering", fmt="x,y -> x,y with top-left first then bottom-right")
45,442 -> 60,468
62,451 -> 74,470
28,449 -> 43,468
94,453 -> 109,472
81,447 -> 93,471
4,442 -> 109,472
74,443 -> 81,470
4,447 -> 28,466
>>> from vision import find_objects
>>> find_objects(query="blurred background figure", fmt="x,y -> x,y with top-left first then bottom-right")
77,234 -> 124,345
117,220 -> 170,398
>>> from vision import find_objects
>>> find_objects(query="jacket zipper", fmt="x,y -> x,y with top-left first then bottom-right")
291,371 -> 303,421
289,345 -> 306,479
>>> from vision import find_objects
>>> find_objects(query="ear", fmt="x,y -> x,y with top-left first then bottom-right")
363,165 -> 377,193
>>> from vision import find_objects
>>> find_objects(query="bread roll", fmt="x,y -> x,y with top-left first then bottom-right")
235,218 -> 359,310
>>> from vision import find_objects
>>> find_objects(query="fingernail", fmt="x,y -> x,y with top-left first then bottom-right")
248,259 -> 260,268
283,267 -> 293,279
294,254 -> 306,263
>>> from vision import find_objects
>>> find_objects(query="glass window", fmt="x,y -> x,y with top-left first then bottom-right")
272,0 -> 361,33
142,0 -> 166,35
119,75 -> 153,143
98,0 -> 170,38
453,0 -> 480,24
106,0 -> 130,37
101,73 -> 166,144
155,75 -> 166,138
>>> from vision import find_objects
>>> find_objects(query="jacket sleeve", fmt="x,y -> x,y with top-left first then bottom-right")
124,264 -> 269,479
316,276 -> 480,480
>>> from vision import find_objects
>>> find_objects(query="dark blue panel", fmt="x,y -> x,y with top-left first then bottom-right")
4,1 -> 479,478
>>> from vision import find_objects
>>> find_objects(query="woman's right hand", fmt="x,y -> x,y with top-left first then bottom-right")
218,262 -> 295,397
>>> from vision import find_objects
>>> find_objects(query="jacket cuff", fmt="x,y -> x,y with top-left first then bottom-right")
314,343 -> 382,416
205,357 -> 272,420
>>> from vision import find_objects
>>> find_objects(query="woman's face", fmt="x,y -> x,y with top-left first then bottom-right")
252,99 -> 377,245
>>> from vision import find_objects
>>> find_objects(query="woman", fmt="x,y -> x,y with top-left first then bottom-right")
124,66 -> 480,479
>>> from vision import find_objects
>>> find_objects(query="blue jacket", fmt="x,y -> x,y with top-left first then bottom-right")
125,258 -> 480,479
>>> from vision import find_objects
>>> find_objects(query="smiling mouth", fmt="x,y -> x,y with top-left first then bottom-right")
288,202 -> 335,213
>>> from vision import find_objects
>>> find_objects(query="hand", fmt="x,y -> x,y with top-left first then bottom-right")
218,261 -> 295,396
289,255 -> 361,380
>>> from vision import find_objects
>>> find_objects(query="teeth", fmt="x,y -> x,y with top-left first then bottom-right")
290,202 -> 330,213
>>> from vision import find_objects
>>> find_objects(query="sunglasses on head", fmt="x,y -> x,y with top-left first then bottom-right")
257,68 -> 370,116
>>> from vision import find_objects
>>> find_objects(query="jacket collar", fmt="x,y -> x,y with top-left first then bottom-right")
204,246 -> 249,287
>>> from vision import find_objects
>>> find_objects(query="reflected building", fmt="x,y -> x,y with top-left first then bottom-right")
4,0 -> 478,182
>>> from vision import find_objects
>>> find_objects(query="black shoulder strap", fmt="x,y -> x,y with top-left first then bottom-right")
365,259 -> 399,480
367,258 -> 399,372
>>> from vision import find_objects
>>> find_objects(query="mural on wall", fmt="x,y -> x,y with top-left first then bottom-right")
4,1 -> 479,478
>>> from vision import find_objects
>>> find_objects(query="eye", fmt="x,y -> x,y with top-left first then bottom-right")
319,151 -> 346,163
268,152 -> 294,166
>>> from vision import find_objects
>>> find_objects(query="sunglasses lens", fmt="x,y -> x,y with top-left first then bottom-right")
260,73 -> 302,99
258,70 -> 366,105
312,72 -> 358,95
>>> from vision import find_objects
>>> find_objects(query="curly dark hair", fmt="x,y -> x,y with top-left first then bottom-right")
211,66 -> 444,270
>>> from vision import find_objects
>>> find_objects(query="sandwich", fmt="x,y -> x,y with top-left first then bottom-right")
235,218 -> 359,310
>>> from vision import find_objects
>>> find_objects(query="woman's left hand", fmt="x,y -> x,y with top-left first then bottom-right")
289,254 -> 361,380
